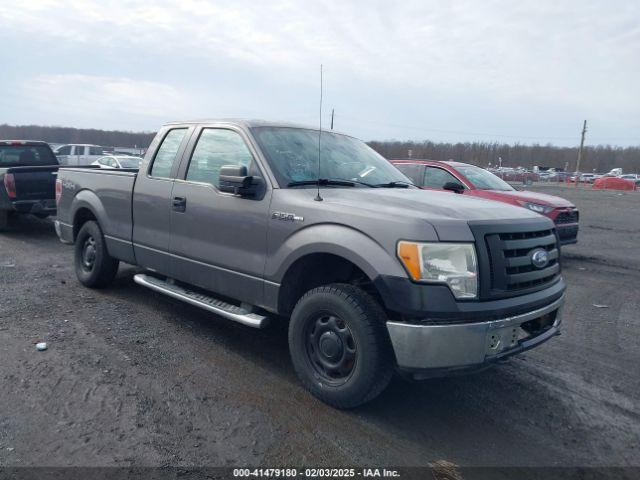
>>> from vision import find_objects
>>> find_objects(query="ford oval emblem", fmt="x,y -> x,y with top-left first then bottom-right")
531,248 -> 549,269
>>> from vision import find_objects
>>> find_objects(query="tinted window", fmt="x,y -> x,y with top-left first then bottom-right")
73,146 -> 85,155
186,129 -> 253,188
423,167 -> 464,189
393,163 -> 425,185
57,146 -> 72,155
0,145 -> 58,167
150,128 -> 187,178
89,146 -> 103,155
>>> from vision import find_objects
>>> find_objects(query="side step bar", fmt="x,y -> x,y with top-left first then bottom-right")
133,273 -> 269,328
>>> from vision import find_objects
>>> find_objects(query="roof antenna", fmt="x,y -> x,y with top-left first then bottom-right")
314,64 -> 324,202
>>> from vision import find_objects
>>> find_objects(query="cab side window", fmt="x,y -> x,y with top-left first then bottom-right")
57,146 -> 72,155
423,167 -> 464,189
394,163 -> 425,185
150,128 -> 187,178
186,129 -> 253,188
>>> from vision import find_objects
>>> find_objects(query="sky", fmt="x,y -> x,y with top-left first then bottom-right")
0,0 -> 638,146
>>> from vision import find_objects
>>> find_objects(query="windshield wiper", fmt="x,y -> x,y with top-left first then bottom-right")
371,180 -> 414,188
287,178 -> 356,187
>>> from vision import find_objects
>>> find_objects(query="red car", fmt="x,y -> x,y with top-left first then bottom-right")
391,159 -> 579,245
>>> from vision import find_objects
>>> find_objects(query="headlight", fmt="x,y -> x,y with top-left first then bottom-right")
397,242 -> 478,299
520,201 -> 553,214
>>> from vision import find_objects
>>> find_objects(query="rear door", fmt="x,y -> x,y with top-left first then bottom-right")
132,127 -> 193,275
73,146 -> 86,165
168,126 -> 271,305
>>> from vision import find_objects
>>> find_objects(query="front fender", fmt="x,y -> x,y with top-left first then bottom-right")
266,223 -> 407,284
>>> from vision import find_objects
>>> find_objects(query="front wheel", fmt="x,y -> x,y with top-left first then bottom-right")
288,283 -> 394,409
74,220 -> 119,288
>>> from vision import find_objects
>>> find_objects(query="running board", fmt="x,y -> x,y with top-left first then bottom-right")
133,273 -> 269,328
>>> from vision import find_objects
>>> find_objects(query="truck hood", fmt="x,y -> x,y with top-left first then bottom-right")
322,187 -> 545,222
481,189 -> 575,208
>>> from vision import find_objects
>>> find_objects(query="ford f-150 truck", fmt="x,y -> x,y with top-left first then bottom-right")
0,140 -> 60,230
54,120 -> 565,408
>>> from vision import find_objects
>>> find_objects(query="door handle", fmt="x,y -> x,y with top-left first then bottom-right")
172,196 -> 186,212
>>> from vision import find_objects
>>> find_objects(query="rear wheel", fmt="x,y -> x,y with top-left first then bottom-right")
288,283 -> 394,409
74,221 -> 119,288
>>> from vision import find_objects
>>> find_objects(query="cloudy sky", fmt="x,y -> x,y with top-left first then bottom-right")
0,0 -> 638,145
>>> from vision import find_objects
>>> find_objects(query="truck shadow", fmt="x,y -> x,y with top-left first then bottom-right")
0,215 -> 58,240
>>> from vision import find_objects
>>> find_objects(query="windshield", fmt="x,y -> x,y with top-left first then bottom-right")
117,157 -> 142,168
0,145 -> 58,167
456,165 -> 514,191
251,127 -> 410,187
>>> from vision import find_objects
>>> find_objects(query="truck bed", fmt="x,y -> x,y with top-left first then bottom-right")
56,168 -> 138,253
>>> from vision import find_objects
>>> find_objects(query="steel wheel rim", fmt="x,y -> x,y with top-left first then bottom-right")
304,312 -> 357,385
81,236 -> 97,271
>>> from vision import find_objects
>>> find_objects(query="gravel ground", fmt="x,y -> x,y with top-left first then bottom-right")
0,188 -> 639,472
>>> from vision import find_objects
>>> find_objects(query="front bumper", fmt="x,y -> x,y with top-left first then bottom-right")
556,223 -> 579,245
386,294 -> 564,374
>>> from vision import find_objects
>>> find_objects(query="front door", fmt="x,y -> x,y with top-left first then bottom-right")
169,127 -> 271,307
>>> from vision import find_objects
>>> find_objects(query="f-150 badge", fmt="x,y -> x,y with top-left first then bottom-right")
272,211 -> 304,222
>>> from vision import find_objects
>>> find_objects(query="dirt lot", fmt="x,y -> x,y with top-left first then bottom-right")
0,186 -> 639,472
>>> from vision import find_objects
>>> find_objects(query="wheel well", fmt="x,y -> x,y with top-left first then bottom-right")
73,208 -> 97,240
278,253 -> 382,315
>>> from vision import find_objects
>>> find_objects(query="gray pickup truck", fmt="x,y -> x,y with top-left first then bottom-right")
55,120 -> 565,408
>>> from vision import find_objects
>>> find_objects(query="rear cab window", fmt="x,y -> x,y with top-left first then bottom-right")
149,128 -> 188,178
0,144 -> 58,167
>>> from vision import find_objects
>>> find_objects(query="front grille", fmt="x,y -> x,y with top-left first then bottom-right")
471,222 -> 561,300
555,210 -> 579,225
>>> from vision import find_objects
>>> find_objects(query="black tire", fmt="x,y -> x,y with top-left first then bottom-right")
74,221 -> 119,288
288,283 -> 394,409
0,210 -> 7,231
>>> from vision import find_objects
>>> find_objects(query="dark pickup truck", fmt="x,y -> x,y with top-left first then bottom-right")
55,120 -> 566,408
0,140 -> 59,230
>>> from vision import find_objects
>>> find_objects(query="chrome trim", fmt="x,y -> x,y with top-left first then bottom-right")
387,294 -> 565,370
133,273 -> 268,328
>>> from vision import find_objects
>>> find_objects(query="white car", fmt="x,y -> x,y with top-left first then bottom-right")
91,155 -> 143,169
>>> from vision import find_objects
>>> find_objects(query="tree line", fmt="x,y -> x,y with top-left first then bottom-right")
0,124 -> 155,149
1,123 -> 638,173
367,140 -> 640,173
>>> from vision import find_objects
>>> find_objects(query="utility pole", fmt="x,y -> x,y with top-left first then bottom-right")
575,120 -> 587,186
330,109 -> 334,130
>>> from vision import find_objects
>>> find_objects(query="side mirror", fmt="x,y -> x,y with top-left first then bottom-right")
443,181 -> 465,194
219,165 -> 261,196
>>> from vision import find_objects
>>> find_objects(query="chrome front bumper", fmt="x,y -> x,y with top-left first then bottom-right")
386,295 -> 564,371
